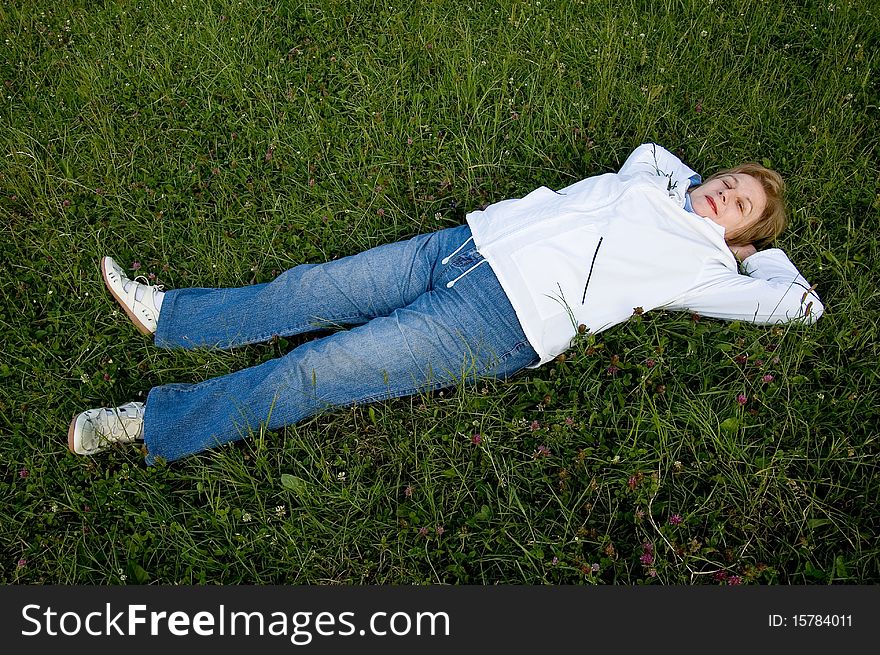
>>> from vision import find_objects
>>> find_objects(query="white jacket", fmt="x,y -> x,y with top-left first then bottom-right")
464,143 -> 824,366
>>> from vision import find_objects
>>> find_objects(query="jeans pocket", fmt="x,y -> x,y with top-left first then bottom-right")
447,249 -> 483,269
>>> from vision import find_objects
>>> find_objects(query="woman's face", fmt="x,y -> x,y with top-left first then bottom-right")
688,173 -> 767,237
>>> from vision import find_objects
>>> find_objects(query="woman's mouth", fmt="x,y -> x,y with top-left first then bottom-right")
707,196 -> 717,215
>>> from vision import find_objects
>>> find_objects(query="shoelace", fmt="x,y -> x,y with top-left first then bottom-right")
93,407 -> 144,442
123,275 -> 165,308
132,275 -> 165,293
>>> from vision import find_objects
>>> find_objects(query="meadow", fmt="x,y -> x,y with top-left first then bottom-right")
1,0 -> 878,584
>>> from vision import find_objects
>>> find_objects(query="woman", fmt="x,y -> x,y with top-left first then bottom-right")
68,143 -> 823,462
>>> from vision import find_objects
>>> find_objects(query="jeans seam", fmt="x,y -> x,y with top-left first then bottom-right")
173,314 -> 370,351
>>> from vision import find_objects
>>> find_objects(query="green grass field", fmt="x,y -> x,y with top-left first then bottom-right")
1,0 -> 878,584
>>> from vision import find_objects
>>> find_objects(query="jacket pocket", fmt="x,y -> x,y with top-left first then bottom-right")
581,237 -> 604,305
508,227 -> 604,322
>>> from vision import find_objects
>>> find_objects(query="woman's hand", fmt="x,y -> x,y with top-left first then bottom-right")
729,243 -> 757,263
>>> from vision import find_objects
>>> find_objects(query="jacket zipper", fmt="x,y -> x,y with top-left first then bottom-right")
581,237 -> 604,305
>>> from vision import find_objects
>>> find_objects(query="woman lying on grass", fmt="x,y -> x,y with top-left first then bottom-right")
68,143 -> 823,463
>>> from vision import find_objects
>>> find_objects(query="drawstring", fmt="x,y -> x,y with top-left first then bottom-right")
446,258 -> 487,288
440,235 -> 486,289
441,236 -> 474,265
441,235 -> 486,288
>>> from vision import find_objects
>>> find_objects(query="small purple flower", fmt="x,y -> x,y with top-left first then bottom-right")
17,558 -> 26,569
736,394 -> 748,406
418,527 -> 429,537
551,556 -> 559,565
530,420 -> 540,431
404,484 -> 414,498
435,526 -> 445,536
606,364 -> 620,375
627,475 -> 638,490
591,563 -> 600,573
734,354 -> 748,365
714,571 -> 729,582
645,358 -> 656,368
471,433 -> 482,445
762,374 -> 774,384
668,513 -> 682,525
648,568 -> 657,577
695,100 -> 703,114
19,467 -> 28,478
565,417 -> 574,426
148,272 -> 156,280
642,542 -> 653,554
534,444 -> 550,458
640,553 -> 654,565
727,575 -> 743,586
62,199 -> 71,207
131,261 -> 142,271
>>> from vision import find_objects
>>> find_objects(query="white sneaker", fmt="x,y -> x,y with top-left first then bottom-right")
68,402 -> 146,456
101,256 -> 163,335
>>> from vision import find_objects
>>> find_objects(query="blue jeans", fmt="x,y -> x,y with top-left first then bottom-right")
143,224 -> 538,463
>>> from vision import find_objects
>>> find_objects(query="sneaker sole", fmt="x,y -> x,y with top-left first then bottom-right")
101,257 -> 153,336
67,413 -> 80,454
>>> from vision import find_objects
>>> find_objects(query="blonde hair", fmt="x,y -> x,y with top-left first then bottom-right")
700,163 -> 787,249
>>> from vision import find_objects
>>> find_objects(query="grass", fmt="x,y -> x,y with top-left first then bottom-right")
1,0 -> 878,584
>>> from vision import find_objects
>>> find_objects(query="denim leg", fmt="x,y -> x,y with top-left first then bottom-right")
153,224 -> 474,349
142,243 -> 537,464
